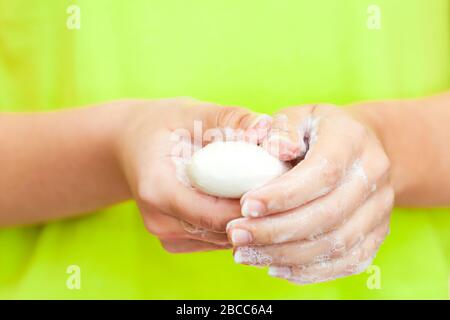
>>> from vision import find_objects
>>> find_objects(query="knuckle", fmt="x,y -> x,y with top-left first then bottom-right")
354,122 -> 368,138
143,219 -> 160,236
142,218 -> 169,238
379,187 -> 395,214
198,214 -> 214,230
327,232 -> 348,258
381,153 -> 391,173
343,240 -> 378,275
361,246 -> 373,262
160,240 -> 183,254
326,204 -> 345,225
344,120 -> 367,142
357,244 -> 372,263
167,195 -> 183,216
385,187 -> 395,208
141,213 -> 159,235
345,261 -> 366,276
343,265 -> 358,276
377,151 -> 391,177
218,106 -> 249,128
265,223 -> 279,244
136,183 -> 160,209
322,160 -> 341,186
141,214 -> 185,239
344,244 -> 365,270
198,214 -> 225,232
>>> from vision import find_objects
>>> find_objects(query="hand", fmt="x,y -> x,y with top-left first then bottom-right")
227,104 -> 394,284
115,98 -> 270,253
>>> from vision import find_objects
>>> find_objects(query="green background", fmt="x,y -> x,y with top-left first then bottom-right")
0,0 -> 449,299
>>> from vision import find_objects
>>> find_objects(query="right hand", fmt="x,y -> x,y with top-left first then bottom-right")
115,98 -> 271,253
227,104 -> 393,284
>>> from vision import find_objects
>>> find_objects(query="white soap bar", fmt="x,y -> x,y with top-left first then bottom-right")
187,141 -> 289,198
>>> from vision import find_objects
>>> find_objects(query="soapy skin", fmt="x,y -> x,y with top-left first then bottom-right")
2,92 -> 450,285
187,141 -> 289,198
227,104 -> 395,285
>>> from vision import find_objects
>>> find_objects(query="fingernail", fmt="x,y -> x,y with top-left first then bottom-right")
241,199 -> 266,217
234,249 -> 246,264
268,266 -> 292,278
230,229 -> 252,246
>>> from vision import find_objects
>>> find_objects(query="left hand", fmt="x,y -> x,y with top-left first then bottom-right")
226,104 -> 394,284
115,98 -> 271,253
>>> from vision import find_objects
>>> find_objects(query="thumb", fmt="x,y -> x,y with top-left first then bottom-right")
262,109 -> 311,161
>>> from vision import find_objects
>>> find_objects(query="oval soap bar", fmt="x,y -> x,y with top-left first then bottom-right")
187,141 -> 289,198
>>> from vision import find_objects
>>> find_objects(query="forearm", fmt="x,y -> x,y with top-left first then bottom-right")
353,91 -> 450,206
0,102 -> 132,226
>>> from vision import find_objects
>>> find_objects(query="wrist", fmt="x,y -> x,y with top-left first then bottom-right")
93,100 -> 142,200
347,101 -> 392,146
347,100 -> 412,202
106,99 -> 161,199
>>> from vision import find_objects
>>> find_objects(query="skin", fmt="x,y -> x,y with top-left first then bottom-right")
227,91 -> 450,284
0,98 -> 268,252
1,92 -> 449,284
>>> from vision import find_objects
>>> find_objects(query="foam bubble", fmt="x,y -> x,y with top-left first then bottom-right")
234,246 -> 273,266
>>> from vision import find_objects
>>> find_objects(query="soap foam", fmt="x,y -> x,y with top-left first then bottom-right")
234,246 -> 273,266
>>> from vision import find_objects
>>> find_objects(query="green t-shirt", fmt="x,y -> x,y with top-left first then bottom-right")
0,0 -> 449,299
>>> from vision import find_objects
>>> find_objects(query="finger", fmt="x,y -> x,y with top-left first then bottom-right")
241,105 -> 370,217
186,103 -> 272,144
204,105 -> 271,132
203,122 -> 271,145
141,210 -> 230,245
268,220 -> 390,285
164,99 -> 272,145
135,126 -> 244,233
160,238 -> 232,254
232,185 -> 394,266
262,113 -> 304,161
262,106 -> 319,161
179,220 -> 230,244
231,142 -> 390,245
139,156 -> 243,232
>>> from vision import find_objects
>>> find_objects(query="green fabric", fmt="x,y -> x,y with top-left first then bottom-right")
0,0 -> 449,299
